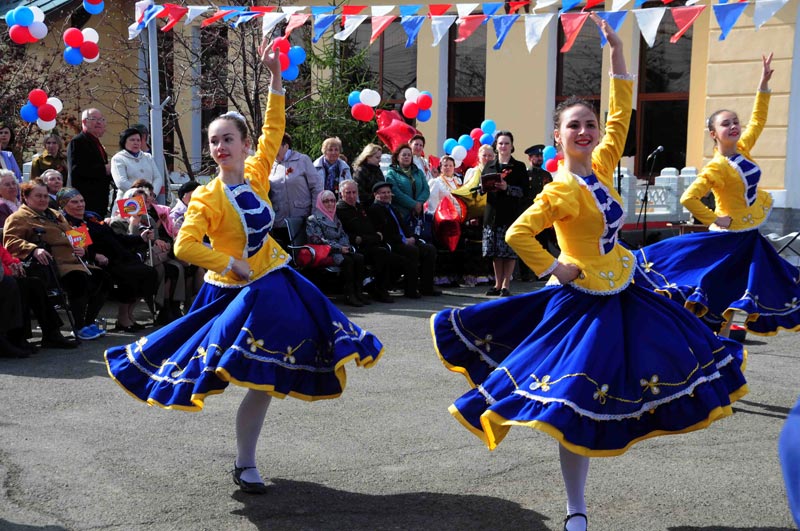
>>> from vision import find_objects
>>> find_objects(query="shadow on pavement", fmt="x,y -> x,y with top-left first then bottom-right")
0,521 -> 67,531
231,478 -> 550,530
670,527 -> 795,531
731,398 -> 791,420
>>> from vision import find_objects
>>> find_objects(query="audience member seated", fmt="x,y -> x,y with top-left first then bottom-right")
352,143 -> 384,208
58,187 -> 158,333
336,180 -> 399,303
41,169 -> 64,209
30,134 -> 68,180
3,180 -> 110,341
0,169 -> 21,226
306,190 -> 369,307
385,143 -> 430,226
169,180 -> 205,306
367,181 -> 440,299
313,137 -> 352,199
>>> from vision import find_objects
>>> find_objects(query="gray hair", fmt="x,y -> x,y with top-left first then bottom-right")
339,179 -> 357,193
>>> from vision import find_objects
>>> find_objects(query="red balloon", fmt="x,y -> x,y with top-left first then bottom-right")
416,93 -> 433,111
9,25 -> 32,45
37,103 -> 57,122
351,103 -> 374,122
80,41 -> 99,60
470,127 -> 483,140
402,101 -> 419,119
28,89 -> 48,107
84,0 -> 103,4
545,158 -> 558,172
63,27 -> 84,48
375,111 -> 420,154
272,37 -> 290,54
556,152 -> 564,161
278,52 -> 290,71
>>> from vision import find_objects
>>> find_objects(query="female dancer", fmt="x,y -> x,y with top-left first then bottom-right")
430,14 -> 746,531
633,53 -> 799,337
105,39 -> 383,494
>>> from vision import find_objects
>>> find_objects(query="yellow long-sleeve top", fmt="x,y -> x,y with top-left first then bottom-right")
506,78 -> 634,295
174,91 -> 290,287
680,91 -> 772,230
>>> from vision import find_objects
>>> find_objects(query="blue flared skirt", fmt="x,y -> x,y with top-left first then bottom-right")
105,266 -> 383,411
632,229 -> 800,335
430,283 -> 748,456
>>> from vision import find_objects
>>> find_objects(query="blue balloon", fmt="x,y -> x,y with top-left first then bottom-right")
416,109 -> 431,122
14,6 -> 33,26
83,0 -> 104,15
457,134 -> 474,150
481,119 -> 496,135
443,138 -> 457,155
64,46 -> 84,66
348,91 -> 362,107
20,102 -> 39,123
480,133 -> 494,146
287,46 -> 307,66
5,9 -> 17,26
542,145 -> 558,162
283,64 -> 299,82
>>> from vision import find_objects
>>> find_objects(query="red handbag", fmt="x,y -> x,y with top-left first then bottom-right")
294,244 -> 336,268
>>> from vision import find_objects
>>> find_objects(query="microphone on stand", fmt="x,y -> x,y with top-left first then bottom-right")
646,145 -> 664,161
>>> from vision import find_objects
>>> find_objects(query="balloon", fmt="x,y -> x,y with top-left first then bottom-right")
28,21 -> 48,40
46,97 -> 63,113
20,103 -> 40,123
83,1 -> 104,15
351,103 -> 374,122
9,25 -> 31,45
64,27 -> 84,47
359,89 -> 381,108
556,152 -> 564,161
416,109 -> 431,122
480,119 -> 496,135
287,46 -> 306,66
401,101 -> 419,119
37,118 -> 57,131
542,145 -> 557,161
457,134 -> 474,150
37,103 -> 57,122
5,9 -> 16,26
470,127 -> 483,140
443,138 -> 457,155
64,46 -> 84,65
545,158 -> 558,172
375,110 -> 420,153
14,6 -> 34,26
28,89 -> 48,107
451,145 -> 467,161
272,37 -> 290,53
479,133 -> 494,145
404,87 -> 420,101
278,52 -> 290,71
84,0 -> 103,4
282,64 -> 299,81
80,41 -> 99,60
416,93 -> 432,111
81,27 -> 100,43
347,91 -> 362,107
30,6 -> 45,22
84,54 -> 99,63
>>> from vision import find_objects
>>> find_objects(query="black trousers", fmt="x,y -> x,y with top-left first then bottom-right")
108,260 -> 158,303
2,275 -> 63,339
362,245 -> 404,293
339,252 -> 366,294
391,241 -> 436,293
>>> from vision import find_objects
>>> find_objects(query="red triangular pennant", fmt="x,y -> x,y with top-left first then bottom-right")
508,1 -> 529,14
559,12 -> 590,52
342,5 -> 366,27
670,5 -> 705,43
455,14 -> 487,42
285,13 -> 312,36
429,4 -> 453,16
250,6 -> 276,13
582,0 -> 604,10
371,15 -> 397,43
201,9 -> 236,27
160,4 -> 189,32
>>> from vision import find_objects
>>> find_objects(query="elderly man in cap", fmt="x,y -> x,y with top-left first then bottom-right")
367,181 -> 440,299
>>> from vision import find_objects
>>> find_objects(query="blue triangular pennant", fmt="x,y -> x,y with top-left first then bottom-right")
400,15 -> 425,47
713,2 -> 747,40
561,0 -> 583,13
399,4 -> 423,16
312,14 -> 338,42
483,2 -> 503,23
595,11 -> 627,47
491,14 -> 519,50
310,5 -> 335,16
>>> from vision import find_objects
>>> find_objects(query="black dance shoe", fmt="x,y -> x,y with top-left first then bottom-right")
232,464 -> 269,494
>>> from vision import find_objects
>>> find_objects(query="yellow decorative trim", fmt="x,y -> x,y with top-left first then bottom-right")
430,313 -> 478,389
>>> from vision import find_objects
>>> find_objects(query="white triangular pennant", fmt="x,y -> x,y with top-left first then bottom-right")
754,0 -> 789,29
610,0 -> 632,13
633,7 -> 666,48
134,0 -> 151,21
533,0 -> 559,9
334,14 -> 368,40
282,6 -> 308,15
371,5 -> 395,17
430,15 -> 457,46
185,5 -> 210,24
456,3 -> 479,18
524,13 -> 553,52
261,12 -> 288,36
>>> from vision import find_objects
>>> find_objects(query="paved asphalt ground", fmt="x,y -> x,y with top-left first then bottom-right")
0,281 -> 797,531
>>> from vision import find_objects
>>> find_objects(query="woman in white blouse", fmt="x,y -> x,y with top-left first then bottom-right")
111,128 -> 163,209
426,155 -> 462,218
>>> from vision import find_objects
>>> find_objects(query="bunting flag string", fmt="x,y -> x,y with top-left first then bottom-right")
126,1 -> 789,55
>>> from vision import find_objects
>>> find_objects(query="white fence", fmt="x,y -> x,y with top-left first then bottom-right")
617,166 -> 697,224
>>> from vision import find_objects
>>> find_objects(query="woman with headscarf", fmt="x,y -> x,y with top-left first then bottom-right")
306,190 -> 369,307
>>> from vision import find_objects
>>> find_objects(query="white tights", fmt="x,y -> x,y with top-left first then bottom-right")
235,389 -> 272,484
559,444 -> 590,531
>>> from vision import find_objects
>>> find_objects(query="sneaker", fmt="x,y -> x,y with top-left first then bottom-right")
76,325 -> 102,341
90,324 -> 106,337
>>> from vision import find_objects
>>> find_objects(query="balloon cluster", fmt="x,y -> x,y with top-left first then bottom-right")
83,0 -> 105,16
348,89 -> 380,122
272,37 -> 306,82
63,27 -> 100,65
401,87 -> 433,122
542,145 -> 563,172
20,89 -> 64,131
475,119 -> 497,146
5,6 -> 48,45
442,134 -> 474,167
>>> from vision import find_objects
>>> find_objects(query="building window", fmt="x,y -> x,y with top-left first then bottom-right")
352,23 -> 417,105
447,23 -> 486,138
556,12 -> 602,108
199,26 -> 228,172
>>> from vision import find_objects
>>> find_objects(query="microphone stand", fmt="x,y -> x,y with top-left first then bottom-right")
636,151 -> 660,246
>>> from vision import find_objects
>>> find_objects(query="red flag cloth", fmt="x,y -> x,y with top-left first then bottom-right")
559,12 -> 590,52
342,5 -> 366,26
201,9 -> 236,27
429,4 -> 453,16
508,1 -> 529,14
583,0 -> 604,10
250,6 -> 276,13
433,197 -> 462,252
116,196 -> 147,218
376,110 -> 420,153
455,14 -> 487,42
371,15 -> 397,43
428,155 -> 440,172
66,225 -> 93,248
161,4 -> 189,32
285,13 -> 311,36
670,5 -> 705,43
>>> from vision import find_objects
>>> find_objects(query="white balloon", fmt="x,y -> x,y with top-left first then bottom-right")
404,87 -> 420,101
84,54 -> 100,63
29,21 -> 48,40
82,27 -> 100,43
451,145 -> 467,160
31,6 -> 45,22
37,118 -> 57,131
46,97 -> 63,113
359,89 -> 381,108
